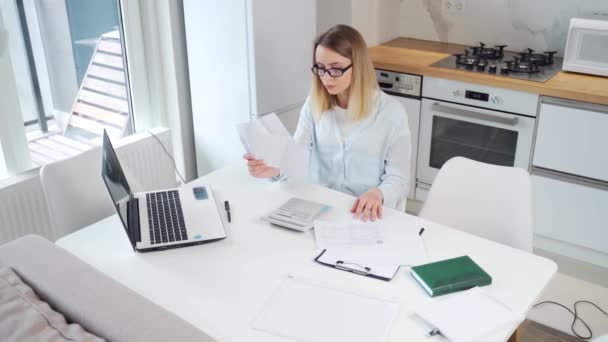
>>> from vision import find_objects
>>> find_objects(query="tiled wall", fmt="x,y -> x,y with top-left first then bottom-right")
399,0 -> 608,55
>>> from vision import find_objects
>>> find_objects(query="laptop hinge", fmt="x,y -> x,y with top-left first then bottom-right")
127,197 -> 141,247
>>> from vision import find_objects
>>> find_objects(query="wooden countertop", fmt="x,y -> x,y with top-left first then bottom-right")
370,38 -> 608,106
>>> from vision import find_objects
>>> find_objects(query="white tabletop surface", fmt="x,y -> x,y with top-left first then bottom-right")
57,165 -> 557,342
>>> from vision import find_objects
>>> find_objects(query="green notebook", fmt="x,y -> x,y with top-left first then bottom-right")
410,255 -> 492,297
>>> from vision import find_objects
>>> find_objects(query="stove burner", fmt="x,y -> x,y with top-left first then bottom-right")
453,52 -> 481,66
518,48 -> 557,66
502,56 -> 540,74
469,43 -> 506,59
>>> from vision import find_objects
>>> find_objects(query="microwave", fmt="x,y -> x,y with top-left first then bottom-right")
563,15 -> 608,77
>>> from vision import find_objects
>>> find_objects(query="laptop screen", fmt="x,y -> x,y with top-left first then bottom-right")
101,131 -> 132,230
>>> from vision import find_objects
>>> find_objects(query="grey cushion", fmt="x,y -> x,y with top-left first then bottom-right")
0,235 -> 215,342
0,266 -> 104,342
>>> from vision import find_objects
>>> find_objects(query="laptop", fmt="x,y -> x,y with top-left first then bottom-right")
101,130 -> 226,252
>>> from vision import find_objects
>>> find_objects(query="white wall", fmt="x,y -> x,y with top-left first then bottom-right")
317,0 -> 400,47
317,0 -> 351,34
399,0 -> 608,55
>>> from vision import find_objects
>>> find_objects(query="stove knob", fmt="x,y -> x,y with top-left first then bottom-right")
475,63 -> 486,72
488,65 -> 498,73
500,66 -> 510,74
465,63 -> 474,70
490,96 -> 503,104
452,90 -> 462,97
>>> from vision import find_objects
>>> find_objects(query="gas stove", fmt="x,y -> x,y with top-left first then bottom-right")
431,43 -> 563,82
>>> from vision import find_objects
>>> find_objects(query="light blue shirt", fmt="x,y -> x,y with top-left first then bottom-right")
293,91 -> 411,209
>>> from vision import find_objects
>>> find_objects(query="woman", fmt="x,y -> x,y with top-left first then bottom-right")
245,25 -> 410,222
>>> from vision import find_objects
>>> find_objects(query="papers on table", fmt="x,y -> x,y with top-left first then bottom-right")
252,276 -> 399,342
236,113 -> 309,181
314,217 -> 385,250
415,288 -> 523,342
314,212 -> 428,267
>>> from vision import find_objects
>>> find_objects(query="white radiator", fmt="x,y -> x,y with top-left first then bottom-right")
0,171 -> 53,244
0,127 -> 177,244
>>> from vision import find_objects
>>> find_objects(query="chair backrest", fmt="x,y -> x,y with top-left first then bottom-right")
40,146 -> 115,239
419,157 -> 533,252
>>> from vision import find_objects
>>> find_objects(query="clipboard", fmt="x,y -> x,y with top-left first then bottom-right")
314,250 -> 401,281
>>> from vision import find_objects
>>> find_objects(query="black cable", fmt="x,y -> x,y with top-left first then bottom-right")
144,130 -> 186,184
532,300 -> 608,340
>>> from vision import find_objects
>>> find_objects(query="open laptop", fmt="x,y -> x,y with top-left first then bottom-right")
101,130 -> 226,252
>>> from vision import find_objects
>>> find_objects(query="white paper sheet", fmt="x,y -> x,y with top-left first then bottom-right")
252,276 -> 399,342
415,288 -> 523,342
314,216 -> 386,250
258,112 -> 291,137
236,113 -> 309,175
236,118 -> 289,168
281,141 -> 310,182
314,212 -> 428,266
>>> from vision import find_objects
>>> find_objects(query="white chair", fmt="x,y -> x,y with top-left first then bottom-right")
40,146 -> 115,240
419,157 -> 533,252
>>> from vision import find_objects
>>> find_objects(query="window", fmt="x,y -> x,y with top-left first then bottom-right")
0,0 -> 133,180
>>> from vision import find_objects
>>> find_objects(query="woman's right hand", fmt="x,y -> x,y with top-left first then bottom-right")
243,153 -> 280,178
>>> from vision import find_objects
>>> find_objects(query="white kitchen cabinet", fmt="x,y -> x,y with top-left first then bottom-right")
532,175 -> 608,258
532,98 -> 608,182
530,96 -> 608,267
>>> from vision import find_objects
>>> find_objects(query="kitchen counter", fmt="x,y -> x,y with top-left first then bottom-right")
370,38 -> 608,106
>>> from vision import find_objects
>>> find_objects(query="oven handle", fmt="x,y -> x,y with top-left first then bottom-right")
431,102 -> 519,126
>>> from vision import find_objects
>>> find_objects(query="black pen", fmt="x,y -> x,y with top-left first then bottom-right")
428,328 -> 441,337
419,227 -> 425,236
224,200 -> 231,223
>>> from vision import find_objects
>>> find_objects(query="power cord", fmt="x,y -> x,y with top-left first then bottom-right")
532,300 -> 608,340
144,130 -> 186,184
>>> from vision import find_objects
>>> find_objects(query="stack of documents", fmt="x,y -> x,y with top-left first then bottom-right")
314,212 -> 428,281
252,276 -> 398,342
415,287 -> 522,342
236,113 -> 309,181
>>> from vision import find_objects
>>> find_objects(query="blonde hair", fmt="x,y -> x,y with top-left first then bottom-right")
311,25 -> 378,121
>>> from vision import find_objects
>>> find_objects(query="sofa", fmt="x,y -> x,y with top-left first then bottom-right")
0,235 -> 215,342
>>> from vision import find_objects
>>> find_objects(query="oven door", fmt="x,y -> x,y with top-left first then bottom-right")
416,99 -> 535,197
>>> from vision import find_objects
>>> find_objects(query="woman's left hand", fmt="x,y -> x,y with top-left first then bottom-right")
351,188 -> 384,222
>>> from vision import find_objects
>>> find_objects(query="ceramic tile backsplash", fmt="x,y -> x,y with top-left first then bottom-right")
399,0 -> 608,55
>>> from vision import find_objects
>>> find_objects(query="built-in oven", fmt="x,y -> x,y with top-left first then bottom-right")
416,77 -> 539,201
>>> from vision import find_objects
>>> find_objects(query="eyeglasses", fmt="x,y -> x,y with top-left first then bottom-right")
311,64 -> 352,77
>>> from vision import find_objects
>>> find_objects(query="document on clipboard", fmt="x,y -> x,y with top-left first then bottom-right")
315,249 -> 400,281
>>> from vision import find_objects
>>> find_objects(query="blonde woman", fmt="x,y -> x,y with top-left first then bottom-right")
245,25 -> 410,221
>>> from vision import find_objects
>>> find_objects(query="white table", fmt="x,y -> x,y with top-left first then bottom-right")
57,165 -> 557,342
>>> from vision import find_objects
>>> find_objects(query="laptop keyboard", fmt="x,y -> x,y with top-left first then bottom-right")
146,190 -> 188,245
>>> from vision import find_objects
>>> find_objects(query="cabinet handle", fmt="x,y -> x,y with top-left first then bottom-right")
529,166 -> 608,191
431,102 -> 519,126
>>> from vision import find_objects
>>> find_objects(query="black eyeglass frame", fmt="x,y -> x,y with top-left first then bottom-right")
311,64 -> 353,77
